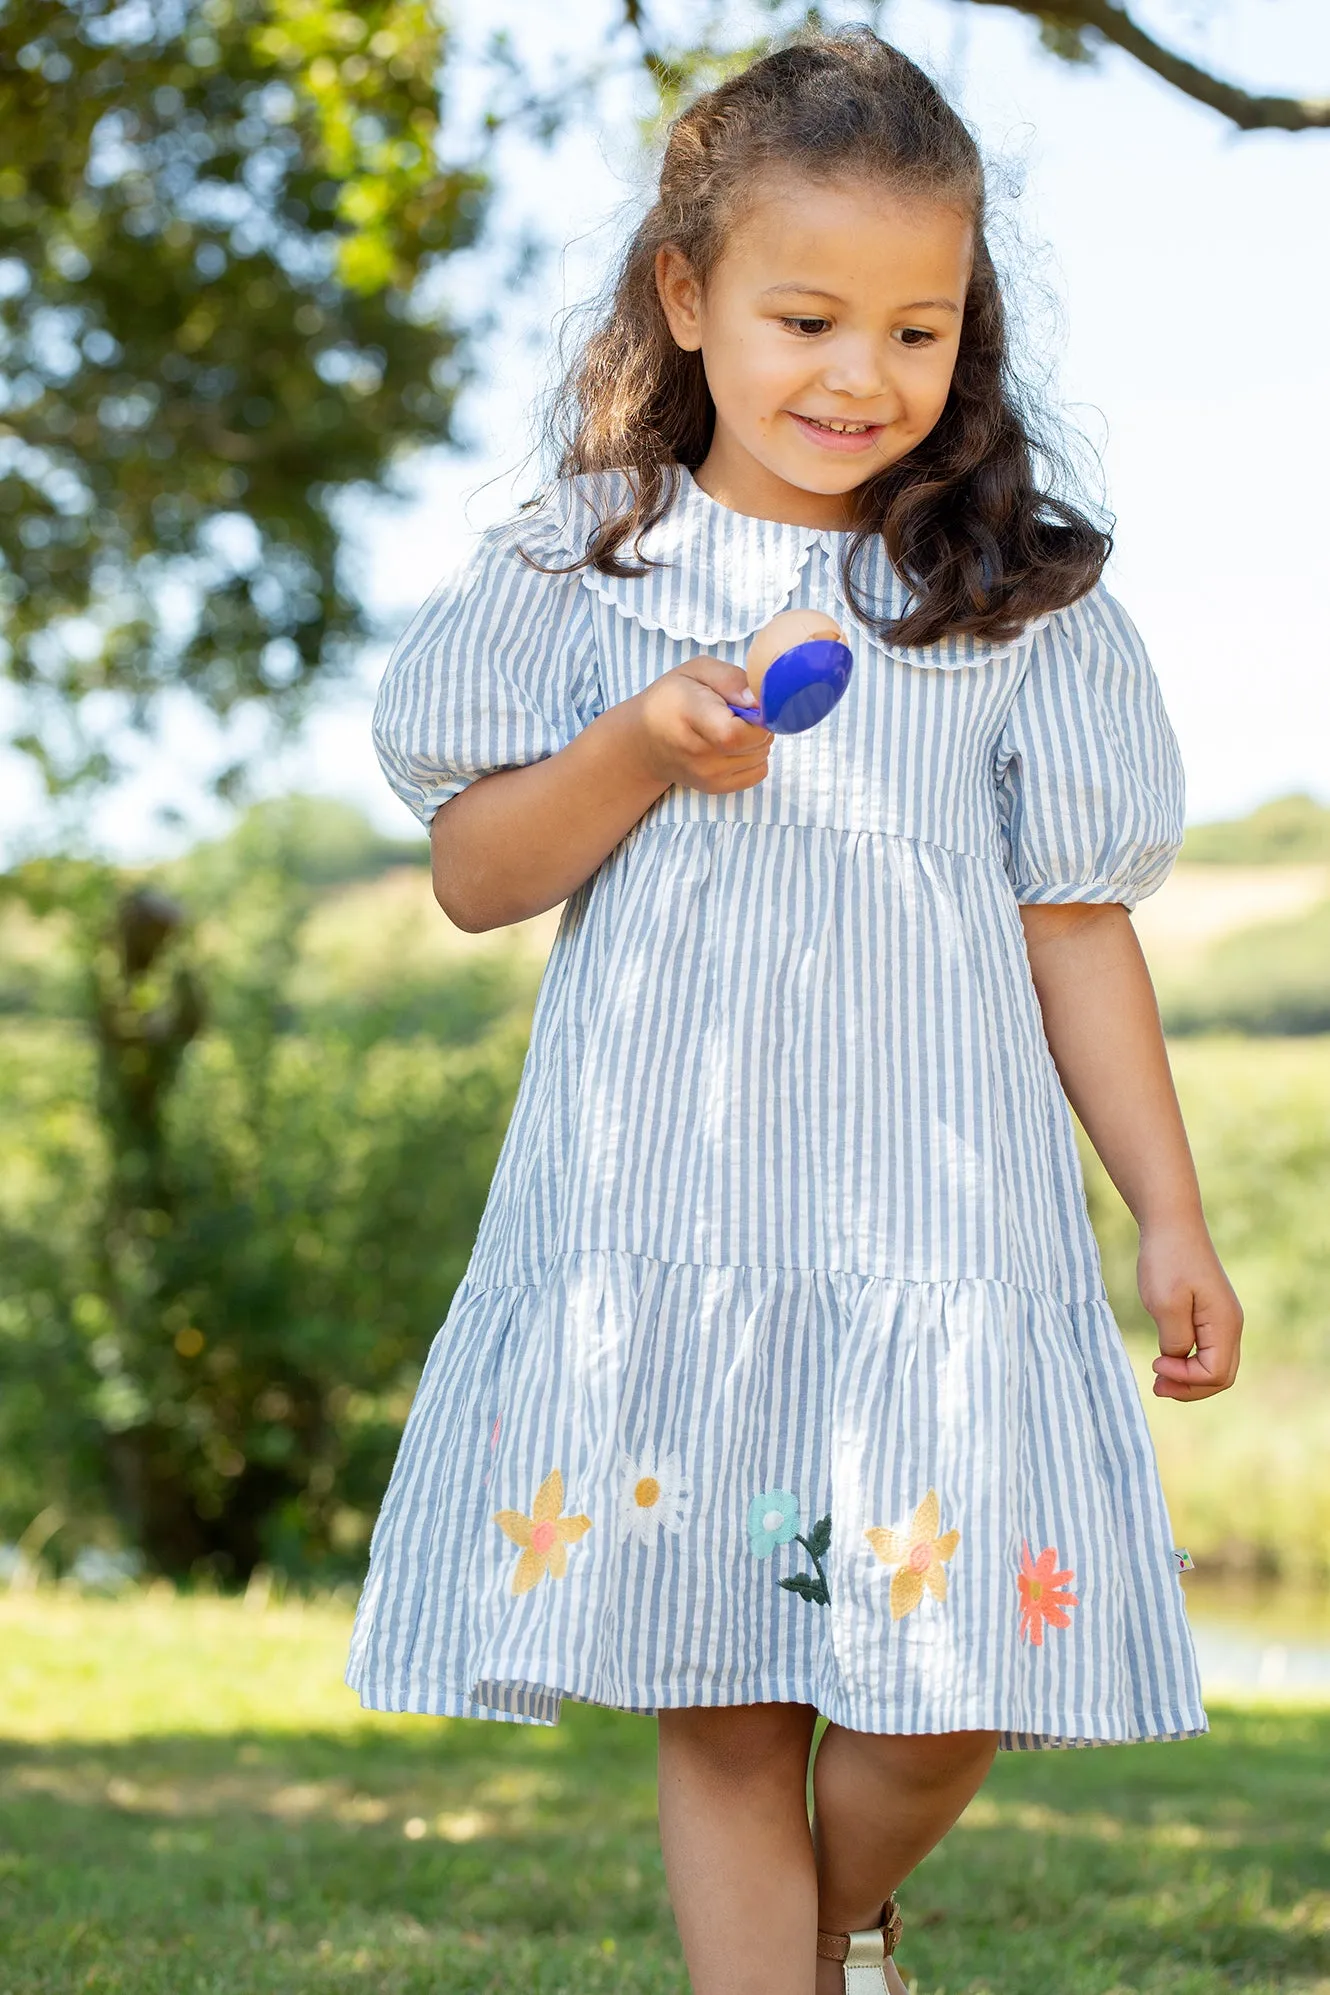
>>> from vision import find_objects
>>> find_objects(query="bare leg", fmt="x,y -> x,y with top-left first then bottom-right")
657,1701 -> 820,1995
812,1727 -> 1000,1995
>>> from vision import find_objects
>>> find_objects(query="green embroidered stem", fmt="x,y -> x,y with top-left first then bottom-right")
796,1532 -> 830,1599
778,1514 -> 832,1607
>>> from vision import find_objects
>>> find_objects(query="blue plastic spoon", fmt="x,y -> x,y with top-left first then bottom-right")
727,633 -> 854,735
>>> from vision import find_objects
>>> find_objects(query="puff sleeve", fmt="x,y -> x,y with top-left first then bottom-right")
993,583 -> 1185,911
371,517 -> 603,828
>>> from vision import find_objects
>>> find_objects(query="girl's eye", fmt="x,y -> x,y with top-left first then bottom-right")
780,316 -> 831,338
895,327 -> 937,348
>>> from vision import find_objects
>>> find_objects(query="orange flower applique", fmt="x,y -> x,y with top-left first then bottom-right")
864,1488 -> 960,1620
1017,1542 -> 1079,1645
493,1468 -> 592,1596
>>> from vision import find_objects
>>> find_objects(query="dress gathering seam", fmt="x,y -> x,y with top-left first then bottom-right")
462,1248 -> 1111,1307
627,814 -> 1004,867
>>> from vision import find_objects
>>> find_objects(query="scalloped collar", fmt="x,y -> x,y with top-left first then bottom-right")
517,467 -> 1049,668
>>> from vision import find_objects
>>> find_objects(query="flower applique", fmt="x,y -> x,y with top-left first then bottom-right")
865,1488 -> 960,1620
747,1489 -> 831,1606
493,1468 -> 592,1596
619,1450 -> 688,1546
1017,1542 -> 1079,1645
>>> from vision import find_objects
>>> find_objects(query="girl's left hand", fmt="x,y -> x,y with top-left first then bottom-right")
1137,1223 -> 1243,1401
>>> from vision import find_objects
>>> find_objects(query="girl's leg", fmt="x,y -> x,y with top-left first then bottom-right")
811,1726 -> 1001,1995
657,1701 -> 821,1995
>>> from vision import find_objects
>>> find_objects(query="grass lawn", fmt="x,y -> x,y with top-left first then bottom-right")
0,1594 -> 1326,1994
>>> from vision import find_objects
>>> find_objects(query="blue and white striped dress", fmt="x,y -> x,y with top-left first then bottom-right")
346,466 -> 1207,1749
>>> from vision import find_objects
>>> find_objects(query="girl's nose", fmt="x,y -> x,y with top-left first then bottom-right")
818,340 -> 899,409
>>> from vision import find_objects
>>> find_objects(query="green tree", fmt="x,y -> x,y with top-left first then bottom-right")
0,812 -> 533,1580
0,0 -> 483,790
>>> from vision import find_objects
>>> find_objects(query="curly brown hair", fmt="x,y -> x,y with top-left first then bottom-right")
534,28 -> 1110,648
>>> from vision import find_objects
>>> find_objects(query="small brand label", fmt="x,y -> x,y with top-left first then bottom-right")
1173,1547 -> 1195,1573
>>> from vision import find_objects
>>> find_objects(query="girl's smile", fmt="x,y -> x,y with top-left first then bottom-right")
786,412 -> 888,452
656,175 -> 972,528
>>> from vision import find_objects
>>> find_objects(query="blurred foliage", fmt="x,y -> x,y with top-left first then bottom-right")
1084,1034 -> 1330,1578
1147,795 -> 1330,1035
0,795 -> 426,1019
1033,15 -> 1094,67
1181,794 -> 1330,865
0,804 -> 535,1581
1159,899 -> 1330,1038
1083,1036 -> 1330,1370
1138,1348 -> 1330,1585
0,0 -> 484,789
166,791 -> 427,891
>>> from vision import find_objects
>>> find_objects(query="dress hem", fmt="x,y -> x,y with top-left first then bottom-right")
344,1665 -> 1208,1753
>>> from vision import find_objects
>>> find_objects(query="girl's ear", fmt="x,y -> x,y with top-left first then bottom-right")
655,244 -> 704,352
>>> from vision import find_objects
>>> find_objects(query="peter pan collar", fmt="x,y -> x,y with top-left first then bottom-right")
517,467 -> 1050,669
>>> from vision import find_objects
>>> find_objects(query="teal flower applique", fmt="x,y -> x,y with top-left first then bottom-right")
748,1488 -> 800,1558
747,1489 -> 831,1606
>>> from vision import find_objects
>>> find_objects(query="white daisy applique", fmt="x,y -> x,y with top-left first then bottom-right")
619,1450 -> 688,1546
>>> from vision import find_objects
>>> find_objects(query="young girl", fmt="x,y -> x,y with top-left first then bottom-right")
348,31 -> 1242,1995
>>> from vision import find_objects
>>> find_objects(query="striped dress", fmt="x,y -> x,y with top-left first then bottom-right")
346,466 -> 1207,1749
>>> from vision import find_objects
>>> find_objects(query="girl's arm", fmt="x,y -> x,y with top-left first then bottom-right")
430,656 -> 771,932
1020,901 -> 1243,1401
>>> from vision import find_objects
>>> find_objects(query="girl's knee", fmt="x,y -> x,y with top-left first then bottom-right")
658,1701 -> 817,1785
823,1725 -> 999,1791
904,1729 -> 999,1784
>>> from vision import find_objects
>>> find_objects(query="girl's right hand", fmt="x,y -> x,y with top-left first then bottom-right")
628,657 -> 774,794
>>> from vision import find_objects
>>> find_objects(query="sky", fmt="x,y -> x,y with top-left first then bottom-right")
3,0 -> 1328,861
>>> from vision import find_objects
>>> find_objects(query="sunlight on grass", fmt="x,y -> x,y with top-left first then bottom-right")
1,1593 -> 1327,1994
0,1588 -> 400,1741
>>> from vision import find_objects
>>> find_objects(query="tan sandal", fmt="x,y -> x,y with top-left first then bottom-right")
816,1895 -> 907,1993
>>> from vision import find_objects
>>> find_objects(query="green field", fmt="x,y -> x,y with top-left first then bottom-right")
0,1593 -> 1327,1994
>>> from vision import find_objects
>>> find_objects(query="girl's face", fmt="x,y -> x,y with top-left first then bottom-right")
657,174 -> 972,529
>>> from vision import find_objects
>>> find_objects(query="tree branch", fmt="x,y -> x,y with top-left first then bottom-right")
971,1 -> 1330,130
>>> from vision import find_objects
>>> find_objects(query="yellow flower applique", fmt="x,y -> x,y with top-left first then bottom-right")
865,1488 -> 960,1620
493,1468 -> 592,1596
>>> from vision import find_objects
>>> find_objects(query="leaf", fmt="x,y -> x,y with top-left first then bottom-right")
1037,20 -> 1095,67
807,1513 -> 832,1558
779,1572 -> 829,1606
